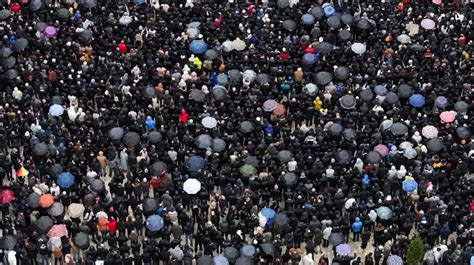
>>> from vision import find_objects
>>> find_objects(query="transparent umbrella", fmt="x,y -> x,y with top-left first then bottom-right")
232,38 -> 246,51
397,34 -> 411,44
201,117 -> 218,129
195,134 -> 213,149
421,125 -> 438,139
263,99 -> 278,112
351,43 -> 366,54
304,83 -> 318,96
376,206 -> 393,220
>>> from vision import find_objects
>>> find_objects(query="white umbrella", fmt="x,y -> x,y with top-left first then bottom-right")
421,125 -> 438,139
397,34 -> 412,44
183,178 -> 201,194
201,117 -> 218,129
344,198 -> 357,209
119,13 -> 132,25
399,141 -> 413,150
351,43 -> 366,54
232,38 -> 246,51
222,40 -> 234,52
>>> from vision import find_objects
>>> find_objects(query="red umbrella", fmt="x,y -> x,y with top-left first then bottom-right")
272,104 -> 286,117
47,224 -> 68,238
0,189 -> 15,204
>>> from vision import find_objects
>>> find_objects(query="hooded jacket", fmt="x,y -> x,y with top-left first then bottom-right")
352,217 -> 363,233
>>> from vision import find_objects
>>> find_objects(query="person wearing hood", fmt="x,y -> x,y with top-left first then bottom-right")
352,217 -> 363,241
145,116 -> 156,131
179,109 -> 189,124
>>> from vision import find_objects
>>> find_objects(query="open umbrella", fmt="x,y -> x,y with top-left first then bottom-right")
387,255 -> 403,265
301,14 -> 315,25
48,224 -> 68,238
30,0 -> 43,11
274,213 -> 289,227
329,123 -> 343,136
391,122 -> 408,135
228,69 -> 242,84
0,189 -> 15,204
57,172 -> 75,188
410,43 -> 425,52
366,151 -> 382,164
334,66 -> 350,80
190,89 -> 206,102
149,161 -> 167,176
304,83 -> 318,96
421,18 -> 436,30
373,144 -> 389,157
242,70 -> 257,82
454,101 -> 468,113
277,0 -> 289,8
283,172 -> 297,186
316,42 -> 334,54
397,34 -> 411,44
47,237 -> 62,250
57,8 -> 69,19
213,256 -> 229,265
338,30 -> 351,41
357,19 -> 370,29
323,5 -> 335,16
456,126 -> 471,139
359,89 -> 374,102
426,138 -> 444,152
376,206 -> 393,220
183,178 -> 201,194
148,131 -> 162,143
421,125 -> 438,139
33,142 -> 48,156
341,14 -> 354,25
43,26 -> 57,38
201,117 -> 217,129
328,232 -> 345,246
146,215 -> 164,231
385,92 -> 399,104
273,104 -> 286,117
344,198 -> 357,210
340,95 -> 356,109
1,235 -> 17,250
212,85 -> 227,100
310,7 -> 324,19
49,104 -> 64,116
336,150 -> 352,164
3,56 -> 16,69
439,111 -> 456,123
398,84 -> 413,98
277,150 -> 293,162
224,247 -> 239,263
47,202 -> 64,217
186,155 -> 205,172
108,127 -> 124,140
240,165 -> 256,177
402,178 -> 418,193
409,94 -> 425,108
195,134 -> 213,149
336,244 -> 351,255
239,121 -> 255,133
351,43 -> 366,54
12,38 -> 28,51
241,245 -> 256,257
90,179 -> 104,192
212,138 -> 226,152
343,128 -> 356,141
1,47 -> 13,58
27,193 -> 40,208
232,38 -> 246,51
315,71 -> 333,85
327,16 -> 341,29
204,49 -> 218,60
244,156 -> 259,167
143,198 -> 158,214
189,40 -> 208,54
79,29 -> 93,44
260,208 -> 276,219
144,85 -> 156,98
37,216 -> 54,233
39,194 -> 54,208
302,53 -> 317,65
186,28 -> 199,39
263,99 -> 278,112
217,73 -> 229,86
374,85 -> 387,96
68,203 -> 85,218
80,0 -> 97,8
73,232 -> 90,250
256,73 -> 271,84
123,132 -> 140,147
0,10 -> 11,20
282,20 -> 297,31
435,96 -> 448,108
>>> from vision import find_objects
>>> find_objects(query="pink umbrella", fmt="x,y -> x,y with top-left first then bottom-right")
439,111 -> 456,123
47,224 -> 68,238
272,104 -> 286,117
43,26 -> 58,38
432,0 -> 441,4
373,144 -> 389,157
420,19 -> 436,30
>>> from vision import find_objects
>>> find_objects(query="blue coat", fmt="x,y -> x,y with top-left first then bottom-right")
145,116 -> 155,130
352,217 -> 363,233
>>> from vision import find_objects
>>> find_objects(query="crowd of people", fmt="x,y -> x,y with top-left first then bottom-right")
0,0 -> 473,264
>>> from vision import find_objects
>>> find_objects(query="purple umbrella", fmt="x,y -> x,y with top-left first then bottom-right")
43,26 -> 58,38
336,244 -> 351,255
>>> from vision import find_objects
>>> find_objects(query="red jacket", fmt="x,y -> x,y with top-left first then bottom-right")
10,3 -> 21,13
470,200 -> 474,212
108,219 -> 117,233
213,15 -> 222,28
279,52 -> 289,60
118,42 -> 127,54
179,109 -> 189,124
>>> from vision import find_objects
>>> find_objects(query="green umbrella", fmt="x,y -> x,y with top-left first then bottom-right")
240,165 -> 256,177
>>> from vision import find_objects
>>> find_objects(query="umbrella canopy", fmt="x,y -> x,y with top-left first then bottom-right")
212,138 -> 226,152
366,151 -> 382,164
338,29 -> 351,41
57,8 -> 69,19
0,10 -> 11,20
224,247 -> 239,262
409,94 -> 426,108
183,178 -> 201,194
351,43 -> 366,54
387,255 -> 403,265
239,121 -> 255,133
374,85 -> 387,96
148,131 -> 162,143
402,178 -> 418,193
398,84 -> 413,98
315,71 -> 333,85
186,155 -> 205,172
439,111 -> 456,123
456,126 -> 471,139
197,255 -> 213,265
235,257 -> 253,265
260,208 -> 276,219
302,53 -> 317,65
190,89 -> 206,102
47,237 -> 61,250
324,5 -> 335,16
385,92 -> 399,104
422,125 -> 438,139
33,142 -> 48,156
263,99 -> 278,112
343,128 -> 356,141
146,215 -> 164,231
273,104 -> 286,116
283,172 -> 298,186
144,85 -> 157,98
426,138 -> 444,152
327,16 -> 341,29
274,213 -> 289,226
149,161 -> 167,176
57,172 -> 75,188
212,85 -> 227,100
316,42 -> 334,54
359,89 -> 374,102
241,245 -> 256,257
68,203 -> 85,218
242,70 -> 257,82
301,14 -> 315,25
336,150 -> 352,164
189,40 -> 208,54
421,18 -> 436,30
39,194 -> 54,208
49,104 -> 64,116
340,95 -> 356,109
142,198 -> 158,214
47,202 -> 65,217
357,19 -> 371,29
12,38 -> 28,51
391,122 -> 408,135
376,206 -> 393,220
27,193 -> 40,208
1,235 -> 17,250
344,198 -> 356,209
90,179 -> 105,192
79,29 -> 93,44
73,232 -> 90,250
435,96 -> 448,108
81,0 -> 97,8
329,123 -> 343,136
37,216 -> 54,233
201,117 -> 217,129
108,127 -> 124,140
277,150 -> 293,162
243,156 -> 259,167
397,34 -> 411,44
186,28 -> 199,39
240,165 -> 257,177
195,134 -> 213,149
334,66 -> 350,80
1,47 -> 13,58
204,49 -> 218,60
310,7 -> 324,19
47,224 -> 68,238
122,132 -> 140,147
217,73 -> 229,86
277,0 -> 289,8
304,83 -> 318,96
341,14 -> 354,25
232,38 -> 246,51
3,56 -> 16,69
228,69 -> 242,84
373,144 -> 389,157
256,73 -> 271,84
30,0 -> 43,11
43,26 -> 58,38
336,244 -> 351,255
0,189 -> 15,204
213,256 -> 229,265
282,20 -> 297,31
454,101 -> 468,113
410,43 -> 425,51
328,232 -> 345,246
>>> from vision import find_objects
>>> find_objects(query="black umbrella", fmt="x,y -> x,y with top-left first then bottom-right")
79,30 -> 94,44
37,216 -> 54,233
224,247 -> 239,263
256,73 -> 271,84
243,156 -> 259,167
33,142 -> 49,156
357,19 -> 371,29
260,243 -> 276,257
277,150 -> 293,162
204,49 -> 219,60
311,27 -> 322,38
310,7 -> 324,19
338,30 -> 351,41
212,138 -> 226,152
108,127 -> 124,140
148,131 -> 162,143
4,69 -> 18,79
366,151 -> 382,164
3,57 -> 16,69
195,134 -> 213,149
81,0 -> 97,8
341,14 -> 354,25
283,172 -> 297,186
212,85 -> 227,100
1,235 -> 17,250
0,10 -> 11,20
73,232 -> 90,250
456,126 -> 470,139
143,198 -> 159,214
398,84 -> 413,98
50,164 -> 63,176
316,42 -> 333,54
30,0 -> 43,11
329,123 -> 344,136
149,161 -> 167,176
334,66 -> 350,80
340,95 -> 356,109
282,20 -> 297,31
315,71 -> 333,85
410,43 -> 425,52
35,22 -> 47,32
27,193 -> 40,208
390,122 -> 408,135
50,96 -> 63,105
385,92 -> 399,104
122,132 -> 140,147
239,121 -> 255,134
336,150 -> 352,164
197,255 -> 213,265
274,213 -> 288,226
235,257 -> 253,265
57,8 -> 69,19
328,232 -> 345,246
426,138 -> 444,152
359,89 -> 374,102
190,89 -> 206,102
343,128 -> 356,141
454,101 -> 468,113
12,38 -> 28,51
1,47 -> 13,58
327,16 -> 341,29
90,179 -> 104,192
228,69 -> 242,85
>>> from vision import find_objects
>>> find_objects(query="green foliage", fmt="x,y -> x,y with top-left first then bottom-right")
406,237 -> 424,265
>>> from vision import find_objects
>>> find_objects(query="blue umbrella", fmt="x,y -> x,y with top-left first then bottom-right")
217,73 -> 229,86
409,94 -> 425,108
323,5 -> 335,16
374,85 -> 387,96
402,178 -> 418,193
376,206 -> 393,220
301,14 -> 315,25
213,256 -> 229,265
435,96 -> 448,108
49,104 -> 64,116
241,245 -> 256,257
335,244 -> 351,255
186,155 -> 205,172
302,53 -> 317,65
387,255 -> 403,265
146,215 -> 164,231
57,172 -> 75,188
133,0 -> 145,4
189,40 -> 208,54
260,208 -> 276,219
